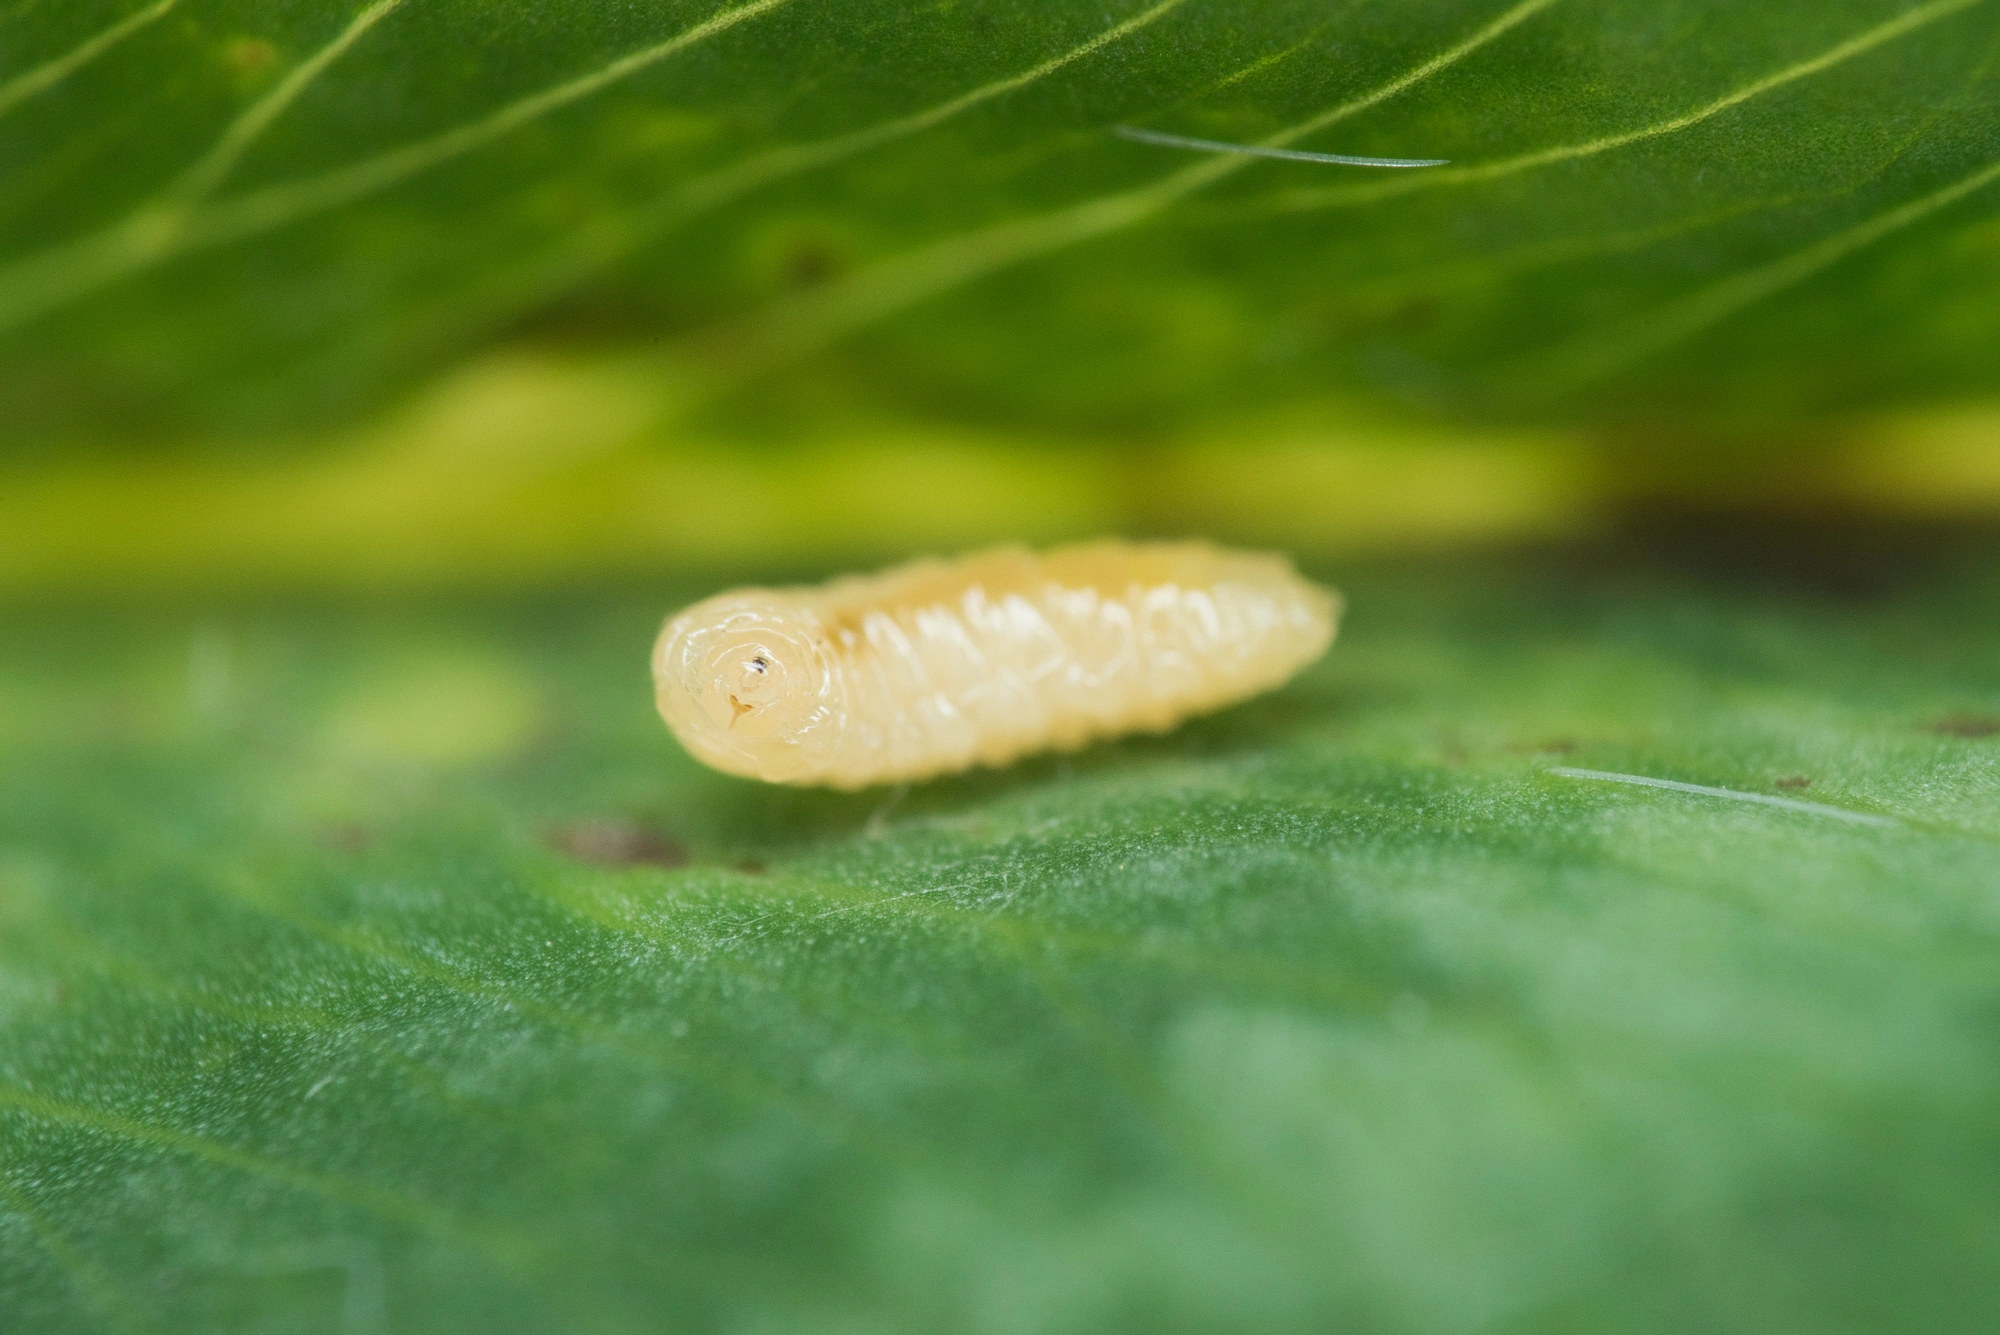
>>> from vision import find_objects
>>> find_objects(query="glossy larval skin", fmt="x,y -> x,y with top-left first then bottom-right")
653,541 -> 1340,788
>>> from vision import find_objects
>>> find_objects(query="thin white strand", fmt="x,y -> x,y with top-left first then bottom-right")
1114,124 -> 1447,168
1549,767 -> 1898,827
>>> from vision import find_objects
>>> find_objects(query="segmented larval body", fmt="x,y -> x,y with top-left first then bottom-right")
652,541 -> 1340,788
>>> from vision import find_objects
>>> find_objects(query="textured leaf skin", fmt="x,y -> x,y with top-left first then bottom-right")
1,0 -> 1997,447
4,0 -> 1999,1327
3,543 -> 1998,1333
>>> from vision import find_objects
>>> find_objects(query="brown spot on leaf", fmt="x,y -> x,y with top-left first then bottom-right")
1775,776 -> 1812,790
1390,296 -> 1441,334
784,241 -> 844,288
320,822 -> 373,853
547,820 -> 688,868
1509,737 -> 1580,756
223,37 -> 279,77
1933,714 -> 2000,739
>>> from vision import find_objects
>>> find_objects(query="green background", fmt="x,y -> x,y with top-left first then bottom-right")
3,0 -> 1999,1330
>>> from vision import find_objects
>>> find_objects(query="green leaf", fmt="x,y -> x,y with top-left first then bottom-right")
5,5 -> 1998,1328
2,0 -> 1997,448
4,544 -> 1999,1331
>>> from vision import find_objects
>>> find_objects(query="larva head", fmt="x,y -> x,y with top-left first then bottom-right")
652,595 -> 845,783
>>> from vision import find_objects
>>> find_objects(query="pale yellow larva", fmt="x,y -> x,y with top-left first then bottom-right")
651,541 -> 1340,789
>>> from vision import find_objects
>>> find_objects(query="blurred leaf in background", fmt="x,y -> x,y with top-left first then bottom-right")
2,1 -> 1999,1332
1,0 -> 1997,586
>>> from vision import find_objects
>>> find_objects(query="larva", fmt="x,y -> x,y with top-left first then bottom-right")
652,541 -> 1340,789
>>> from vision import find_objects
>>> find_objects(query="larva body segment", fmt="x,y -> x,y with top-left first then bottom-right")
653,541 -> 1339,788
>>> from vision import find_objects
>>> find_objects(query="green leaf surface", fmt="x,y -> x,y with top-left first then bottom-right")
2,0 -> 1998,448
4,541 -> 1999,1332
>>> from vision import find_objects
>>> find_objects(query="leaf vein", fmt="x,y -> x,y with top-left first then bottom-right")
691,0 -> 1563,384
1517,154 -> 2000,389
0,1085 -> 524,1258
1234,0 -> 1988,219
0,0 -> 174,121
0,1176 -> 150,1334
469,0 -> 1195,328
165,0 -> 410,209
0,0 -> 793,334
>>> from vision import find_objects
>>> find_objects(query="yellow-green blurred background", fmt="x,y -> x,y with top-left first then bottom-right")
8,348 -> 2000,595
10,379 -> 2000,598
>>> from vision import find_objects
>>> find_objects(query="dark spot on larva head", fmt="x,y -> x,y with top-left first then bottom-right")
735,858 -> 766,875
1776,775 -> 1813,790
723,646 -> 789,725
1933,714 -> 2000,739
655,597 -> 844,776
546,820 -> 688,868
